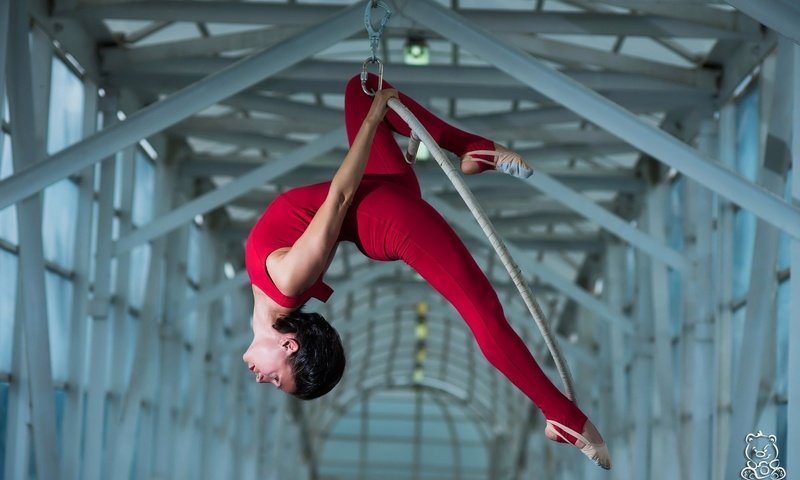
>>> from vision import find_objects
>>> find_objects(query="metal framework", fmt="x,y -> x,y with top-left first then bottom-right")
0,0 -> 797,479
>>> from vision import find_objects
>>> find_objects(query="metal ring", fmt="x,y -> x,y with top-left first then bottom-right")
360,57 -> 384,96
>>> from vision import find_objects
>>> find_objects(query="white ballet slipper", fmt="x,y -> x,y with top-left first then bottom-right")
461,148 -> 533,179
545,419 -> 612,470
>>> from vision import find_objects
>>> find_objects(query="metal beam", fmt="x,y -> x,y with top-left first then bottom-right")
108,59 -> 714,95
405,0 -> 800,239
725,0 -> 800,45
458,94 -> 714,129
101,25 -> 303,69
113,126 -> 343,254
724,37 -> 793,479
685,121 -> 716,480
0,1 -> 364,209
60,79 -> 99,480
501,33 -> 718,88
526,171 -> 687,271
7,7 -> 60,478
174,114 -> 625,146
183,161 -> 643,193
644,184 -> 680,479
788,41 -> 800,476
68,2 -> 757,38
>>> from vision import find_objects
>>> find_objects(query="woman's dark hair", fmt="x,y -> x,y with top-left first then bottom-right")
273,308 -> 346,400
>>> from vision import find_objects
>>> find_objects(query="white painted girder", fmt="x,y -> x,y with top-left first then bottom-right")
107,59 -> 715,94
113,126 -> 344,254
405,0 -> 800,239
68,1 -> 758,38
0,2 -> 364,209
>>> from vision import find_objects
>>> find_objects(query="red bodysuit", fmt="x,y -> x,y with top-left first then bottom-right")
246,74 -> 588,435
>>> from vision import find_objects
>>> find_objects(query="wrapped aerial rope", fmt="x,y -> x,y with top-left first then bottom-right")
360,1 -> 577,402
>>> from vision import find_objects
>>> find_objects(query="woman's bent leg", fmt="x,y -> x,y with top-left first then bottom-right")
344,74 -> 497,182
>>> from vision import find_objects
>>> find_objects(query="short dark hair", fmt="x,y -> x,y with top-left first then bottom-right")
273,308 -> 346,400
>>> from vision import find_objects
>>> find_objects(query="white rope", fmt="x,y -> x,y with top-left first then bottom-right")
387,97 -> 577,402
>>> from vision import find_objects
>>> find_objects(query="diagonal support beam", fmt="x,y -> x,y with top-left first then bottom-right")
7,5 -> 60,478
526,171 -> 688,272
725,0 -> 800,46
0,2 -> 363,209
113,126 -> 344,255
427,196 -> 633,334
404,0 -> 800,239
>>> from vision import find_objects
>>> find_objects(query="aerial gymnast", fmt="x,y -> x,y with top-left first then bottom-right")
242,74 -> 611,469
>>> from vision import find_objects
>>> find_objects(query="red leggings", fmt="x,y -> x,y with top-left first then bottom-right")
342,74 -> 587,434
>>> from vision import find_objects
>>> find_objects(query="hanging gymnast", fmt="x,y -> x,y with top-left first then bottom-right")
242,74 -> 611,469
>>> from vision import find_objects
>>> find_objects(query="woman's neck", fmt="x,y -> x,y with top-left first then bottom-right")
252,285 -> 294,329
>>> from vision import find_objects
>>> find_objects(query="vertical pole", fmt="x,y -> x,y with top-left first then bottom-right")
786,41 -> 800,475
82,90 -> 120,480
645,183 -> 680,480
712,103 -> 736,480
102,143 -> 137,479
0,0 -> 9,117
60,78 -> 98,480
6,3 -> 60,477
4,272 -> 32,480
725,38 -> 793,479
604,244 -> 631,478
686,120 -> 716,480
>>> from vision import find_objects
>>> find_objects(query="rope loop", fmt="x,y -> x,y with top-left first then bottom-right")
364,1 -> 392,61
360,57 -> 384,96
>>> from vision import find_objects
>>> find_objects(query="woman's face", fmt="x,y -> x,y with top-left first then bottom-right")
242,327 -> 298,393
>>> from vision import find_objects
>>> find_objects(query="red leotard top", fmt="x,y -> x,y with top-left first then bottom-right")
245,187 -> 333,309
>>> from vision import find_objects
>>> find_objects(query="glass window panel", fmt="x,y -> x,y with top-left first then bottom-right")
777,169 -> 792,270
420,444 -> 454,467
0,381 -> 8,474
42,179 -> 79,270
113,154 -> 123,210
775,280 -> 788,395
45,271 -> 74,383
0,250 -> 18,373
460,444 -> 487,469
735,87 -> 759,182
732,210 -> 756,298
0,135 -> 18,245
124,314 -> 139,388
731,86 -> 759,298
731,306 -> 746,379
128,244 -> 151,310
668,178 -> 683,335
132,152 -> 155,226
3,87 -> 8,122
183,285 -> 197,343
187,225 -> 201,284
47,58 -> 85,154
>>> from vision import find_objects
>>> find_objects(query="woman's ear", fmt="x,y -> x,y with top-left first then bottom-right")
281,337 -> 299,354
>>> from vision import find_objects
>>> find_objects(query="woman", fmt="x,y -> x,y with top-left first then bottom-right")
243,74 -> 611,469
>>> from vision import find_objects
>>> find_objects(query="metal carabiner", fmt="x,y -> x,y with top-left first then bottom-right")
361,57 -> 384,96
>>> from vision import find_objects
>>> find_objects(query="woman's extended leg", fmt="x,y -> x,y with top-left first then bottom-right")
369,191 -> 588,437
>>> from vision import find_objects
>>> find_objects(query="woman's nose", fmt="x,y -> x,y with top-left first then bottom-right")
242,347 -> 251,364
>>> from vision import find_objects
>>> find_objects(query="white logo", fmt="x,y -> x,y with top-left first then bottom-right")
740,430 -> 786,480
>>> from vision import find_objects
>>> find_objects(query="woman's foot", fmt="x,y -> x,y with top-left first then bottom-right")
544,419 -> 612,470
460,143 -> 533,178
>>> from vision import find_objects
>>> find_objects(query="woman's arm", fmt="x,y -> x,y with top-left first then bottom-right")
268,89 -> 398,296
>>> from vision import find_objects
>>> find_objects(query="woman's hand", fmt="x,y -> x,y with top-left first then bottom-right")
365,88 -> 398,124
